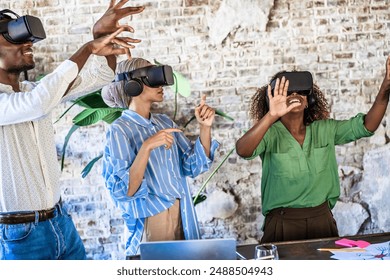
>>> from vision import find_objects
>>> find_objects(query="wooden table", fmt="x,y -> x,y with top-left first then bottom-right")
236,232 -> 390,260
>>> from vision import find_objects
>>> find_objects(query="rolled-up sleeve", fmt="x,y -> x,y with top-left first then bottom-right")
62,55 -> 115,103
177,132 -> 219,178
243,130 -> 270,160
334,113 -> 374,145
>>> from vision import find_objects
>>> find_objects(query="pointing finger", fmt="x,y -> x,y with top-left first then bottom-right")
199,94 -> 207,106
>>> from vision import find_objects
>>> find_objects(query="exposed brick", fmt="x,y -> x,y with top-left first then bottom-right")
1,0 -> 388,260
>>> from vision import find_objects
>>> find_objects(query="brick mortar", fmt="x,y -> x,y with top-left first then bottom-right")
1,0 -> 389,259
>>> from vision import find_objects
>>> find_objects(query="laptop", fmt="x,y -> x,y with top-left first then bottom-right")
139,238 -> 237,260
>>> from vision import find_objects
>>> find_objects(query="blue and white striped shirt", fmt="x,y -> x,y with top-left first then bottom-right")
102,110 -> 219,256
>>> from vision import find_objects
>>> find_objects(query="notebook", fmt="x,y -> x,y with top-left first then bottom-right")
139,238 -> 237,260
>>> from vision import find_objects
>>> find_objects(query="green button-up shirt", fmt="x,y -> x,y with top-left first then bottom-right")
244,113 -> 374,216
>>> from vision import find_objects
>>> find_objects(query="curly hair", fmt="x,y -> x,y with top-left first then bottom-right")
249,71 -> 330,125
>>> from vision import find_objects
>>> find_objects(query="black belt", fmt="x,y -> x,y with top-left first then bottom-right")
0,203 -> 61,225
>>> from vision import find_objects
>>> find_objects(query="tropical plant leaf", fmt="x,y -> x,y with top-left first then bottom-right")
173,73 -> 179,121
102,110 -> 124,124
173,70 -> 191,97
61,124 -> 80,171
183,110 -> 234,129
73,108 -> 125,126
183,115 -> 196,129
215,109 -> 234,121
54,91 -> 107,124
81,154 -> 103,178
54,102 -> 79,124
192,194 -> 207,206
153,59 -> 191,98
193,147 -> 236,205
73,91 -> 108,109
37,74 -> 46,81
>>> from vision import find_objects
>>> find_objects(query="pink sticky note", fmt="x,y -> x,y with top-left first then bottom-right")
354,240 -> 370,248
335,238 -> 355,247
335,238 -> 371,248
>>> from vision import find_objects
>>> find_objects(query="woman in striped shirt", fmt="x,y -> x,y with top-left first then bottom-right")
101,58 -> 219,258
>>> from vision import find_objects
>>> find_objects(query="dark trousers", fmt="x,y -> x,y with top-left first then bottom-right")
261,201 -> 339,243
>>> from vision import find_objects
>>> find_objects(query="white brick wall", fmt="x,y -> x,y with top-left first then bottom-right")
1,0 -> 389,259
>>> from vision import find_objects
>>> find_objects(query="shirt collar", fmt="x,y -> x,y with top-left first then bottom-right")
122,109 -> 158,128
0,81 -> 36,93
0,82 -> 15,93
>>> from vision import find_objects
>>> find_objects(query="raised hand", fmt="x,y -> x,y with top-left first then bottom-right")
380,55 -> 390,97
88,28 -> 135,59
93,0 -> 144,39
362,55 -> 390,132
267,76 -> 300,118
195,94 -> 215,127
143,128 -> 182,151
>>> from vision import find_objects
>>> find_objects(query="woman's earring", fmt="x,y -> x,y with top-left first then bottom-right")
305,104 -> 308,109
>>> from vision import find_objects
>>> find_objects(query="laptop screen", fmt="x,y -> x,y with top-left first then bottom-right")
139,238 -> 237,260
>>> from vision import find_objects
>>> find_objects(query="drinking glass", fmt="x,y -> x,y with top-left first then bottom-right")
254,244 -> 279,260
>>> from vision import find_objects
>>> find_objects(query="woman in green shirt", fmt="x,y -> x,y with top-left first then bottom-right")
236,57 -> 390,243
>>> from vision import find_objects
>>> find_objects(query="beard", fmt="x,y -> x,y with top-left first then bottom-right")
6,62 -> 35,74
0,44 -> 36,74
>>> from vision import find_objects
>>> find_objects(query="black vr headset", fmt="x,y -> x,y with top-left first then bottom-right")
268,71 -> 315,107
0,9 -> 46,44
115,65 -> 174,97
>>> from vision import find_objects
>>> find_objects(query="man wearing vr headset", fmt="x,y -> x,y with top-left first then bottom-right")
101,58 -> 219,258
0,1 -> 144,260
236,64 -> 390,243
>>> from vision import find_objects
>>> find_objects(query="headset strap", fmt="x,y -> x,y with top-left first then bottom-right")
0,23 -> 8,33
115,72 -> 130,82
0,9 -> 20,18
0,9 -> 18,34
115,66 -> 152,82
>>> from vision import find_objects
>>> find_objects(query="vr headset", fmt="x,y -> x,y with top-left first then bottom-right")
268,71 -> 315,107
0,9 -> 46,44
115,65 -> 174,97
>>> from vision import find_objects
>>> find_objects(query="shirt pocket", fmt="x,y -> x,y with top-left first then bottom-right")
269,152 -> 292,178
313,145 -> 329,173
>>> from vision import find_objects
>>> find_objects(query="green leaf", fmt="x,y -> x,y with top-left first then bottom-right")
173,71 -> 191,97
183,109 -> 234,129
36,74 -> 46,81
73,108 -> 125,126
73,91 -> 108,109
193,147 -> 236,205
102,110 -> 124,124
192,194 -> 207,206
215,109 -> 234,121
183,115 -> 196,129
173,81 -> 178,121
54,102 -> 78,124
61,124 -> 80,171
54,91 -> 107,124
154,59 -> 191,97
81,154 -> 103,178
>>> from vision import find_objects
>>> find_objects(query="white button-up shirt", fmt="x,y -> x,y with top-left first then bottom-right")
0,56 -> 114,212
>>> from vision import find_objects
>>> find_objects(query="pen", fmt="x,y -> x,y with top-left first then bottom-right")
236,251 -> 247,260
317,248 -> 366,252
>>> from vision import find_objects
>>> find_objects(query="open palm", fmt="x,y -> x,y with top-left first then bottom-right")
90,28 -> 134,58
268,77 -> 300,118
